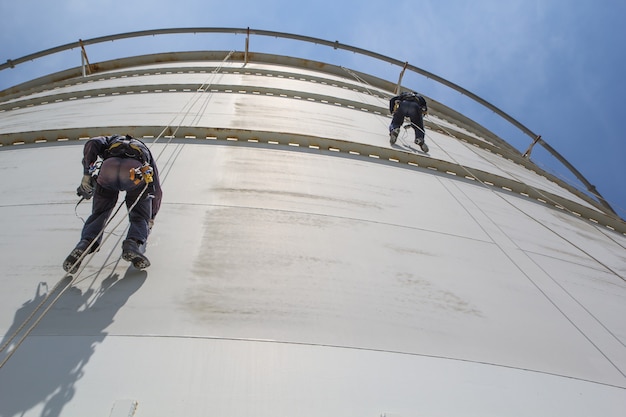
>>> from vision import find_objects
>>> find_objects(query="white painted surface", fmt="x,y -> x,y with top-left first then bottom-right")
0,61 -> 601,212
1,58 -> 625,416
1,142 -> 625,416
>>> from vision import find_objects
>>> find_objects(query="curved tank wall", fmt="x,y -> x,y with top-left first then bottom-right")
0,50 -> 625,417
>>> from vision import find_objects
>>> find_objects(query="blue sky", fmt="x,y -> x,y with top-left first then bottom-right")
1,0 -> 625,219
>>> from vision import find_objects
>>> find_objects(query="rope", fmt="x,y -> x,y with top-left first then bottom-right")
0,182 -> 150,367
0,52 -> 238,369
152,50 -> 235,161
425,113 -> 624,279
419,114 -> 626,375
74,196 -> 87,223
340,68 -> 431,150
339,66 -> 625,280
336,72 -> 626,374
341,66 -> 419,151
188,51 -> 234,127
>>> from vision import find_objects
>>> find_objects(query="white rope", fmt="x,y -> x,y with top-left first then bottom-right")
0,182 -> 150,367
1,52 -> 239,369
152,50 -> 235,161
339,71 -> 626,366
424,113 -> 625,280
341,63 -> 619,252
419,114 -> 626,376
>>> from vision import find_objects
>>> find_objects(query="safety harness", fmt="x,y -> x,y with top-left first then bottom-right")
104,135 -> 154,185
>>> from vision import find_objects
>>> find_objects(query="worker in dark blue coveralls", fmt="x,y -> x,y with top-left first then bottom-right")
389,91 -> 429,152
63,134 -> 163,273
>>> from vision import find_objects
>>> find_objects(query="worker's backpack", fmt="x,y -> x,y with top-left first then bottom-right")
104,135 -> 150,164
400,91 -> 425,105
400,92 -> 427,112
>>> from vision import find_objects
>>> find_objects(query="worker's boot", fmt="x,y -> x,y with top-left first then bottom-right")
415,138 -> 429,153
389,128 -> 400,144
122,238 -> 150,269
63,239 -> 98,273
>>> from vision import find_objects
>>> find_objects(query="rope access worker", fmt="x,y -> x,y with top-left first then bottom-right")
389,91 -> 429,152
63,134 -> 163,273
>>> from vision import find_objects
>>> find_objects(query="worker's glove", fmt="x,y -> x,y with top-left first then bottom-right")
148,219 -> 154,231
76,174 -> 95,199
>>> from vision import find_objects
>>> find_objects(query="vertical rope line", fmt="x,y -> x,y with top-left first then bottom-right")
1,52 -> 237,368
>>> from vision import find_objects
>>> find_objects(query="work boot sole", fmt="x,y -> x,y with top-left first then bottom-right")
122,251 -> 151,269
415,140 -> 429,153
63,248 -> 84,273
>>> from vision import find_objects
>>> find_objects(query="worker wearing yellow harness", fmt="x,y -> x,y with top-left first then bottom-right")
63,134 -> 162,272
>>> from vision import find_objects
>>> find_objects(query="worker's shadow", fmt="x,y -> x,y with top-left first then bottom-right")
0,267 -> 146,417
391,141 -> 426,154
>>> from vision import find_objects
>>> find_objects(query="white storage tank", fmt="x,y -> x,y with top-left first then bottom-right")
0,29 -> 625,417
